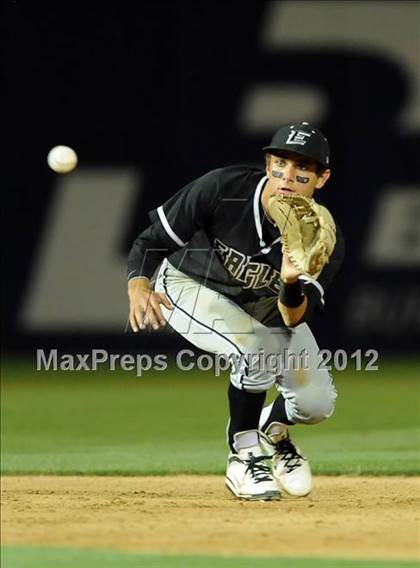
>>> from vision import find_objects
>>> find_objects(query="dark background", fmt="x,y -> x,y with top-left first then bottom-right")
4,1 -> 420,356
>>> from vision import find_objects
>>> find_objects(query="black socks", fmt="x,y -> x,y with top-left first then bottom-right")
260,392 -> 295,431
227,383 -> 266,450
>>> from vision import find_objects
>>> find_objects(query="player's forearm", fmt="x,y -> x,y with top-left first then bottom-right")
127,230 -> 168,281
277,296 -> 308,327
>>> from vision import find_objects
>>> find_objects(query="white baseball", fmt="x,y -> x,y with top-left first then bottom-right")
47,145 -> 78,173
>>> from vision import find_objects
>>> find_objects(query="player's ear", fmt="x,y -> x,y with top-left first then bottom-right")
315,168 -> 331,189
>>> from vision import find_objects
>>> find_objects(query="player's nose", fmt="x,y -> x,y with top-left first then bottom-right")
282,162 -> 296,180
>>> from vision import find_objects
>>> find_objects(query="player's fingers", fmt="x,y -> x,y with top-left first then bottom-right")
129,315 -> 138,333
157,293 -> 174,311
133,306 -> 147,331
129,309 -> 140,333
149,297 -> 167,328
151,302 -> 168,327
144,306 -> 160,330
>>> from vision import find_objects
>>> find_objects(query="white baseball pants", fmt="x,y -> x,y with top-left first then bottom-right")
155,259 -> 337,425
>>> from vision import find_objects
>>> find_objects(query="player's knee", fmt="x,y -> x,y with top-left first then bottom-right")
243,376 -> 276,393
230,331 -> 281,393
230,371 -> 276,393
289,384 -> 337,424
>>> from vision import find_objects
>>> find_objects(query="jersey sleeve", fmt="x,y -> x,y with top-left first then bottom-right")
127,169 -> 221,280
299,224 -> 345,315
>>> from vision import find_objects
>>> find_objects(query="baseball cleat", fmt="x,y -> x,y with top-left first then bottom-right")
225,447 -> 281,501
261,422 -> 312,497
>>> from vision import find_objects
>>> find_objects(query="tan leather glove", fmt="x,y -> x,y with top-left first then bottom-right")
268,194 -> 337,279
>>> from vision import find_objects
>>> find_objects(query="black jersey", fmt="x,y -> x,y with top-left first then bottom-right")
127,165 -> 345,322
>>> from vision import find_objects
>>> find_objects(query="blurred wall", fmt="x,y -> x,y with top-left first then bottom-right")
4,1 -> 420,354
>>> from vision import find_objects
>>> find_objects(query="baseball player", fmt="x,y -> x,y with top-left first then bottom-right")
127,122 -> 345,501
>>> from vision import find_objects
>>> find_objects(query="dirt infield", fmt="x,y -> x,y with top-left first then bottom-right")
2,476 -> 419,560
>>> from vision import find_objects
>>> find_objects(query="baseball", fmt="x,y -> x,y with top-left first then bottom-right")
47,145 -> 78,173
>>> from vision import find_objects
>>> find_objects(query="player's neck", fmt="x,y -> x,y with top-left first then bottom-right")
261,199 -> 276,226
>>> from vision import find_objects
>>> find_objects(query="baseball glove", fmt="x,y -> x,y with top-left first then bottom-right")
268,193 -> 336,278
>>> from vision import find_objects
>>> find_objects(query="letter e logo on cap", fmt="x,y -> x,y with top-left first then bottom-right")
286,130 -> 311,146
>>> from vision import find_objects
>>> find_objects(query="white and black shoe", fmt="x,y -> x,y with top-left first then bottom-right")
225,430 -> 281,501
261,422 -> 312,497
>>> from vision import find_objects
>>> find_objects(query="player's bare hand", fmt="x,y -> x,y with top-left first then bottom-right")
128,278 -> 173,332
280,251 -> 302,283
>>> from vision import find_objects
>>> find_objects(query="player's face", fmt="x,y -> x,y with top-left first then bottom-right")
263,152 -> 330,199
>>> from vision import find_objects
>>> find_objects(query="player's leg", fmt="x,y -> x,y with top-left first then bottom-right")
155,260 -> 285,500
262,321 -> 337,426
259,322 -> 337,496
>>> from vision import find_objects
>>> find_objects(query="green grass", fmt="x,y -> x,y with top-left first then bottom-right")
2,547 -> 418,568
1,359 -> 419,475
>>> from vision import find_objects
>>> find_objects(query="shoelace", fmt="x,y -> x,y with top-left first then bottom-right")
274,436 -> 306,474
244,453 -> 273,484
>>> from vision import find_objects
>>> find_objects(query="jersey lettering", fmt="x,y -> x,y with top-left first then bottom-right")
214,238 -> 280,293
224,249 -> 248,278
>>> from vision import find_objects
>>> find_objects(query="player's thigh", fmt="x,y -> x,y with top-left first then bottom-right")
155,260 -> 285,357
278,322 -> 332,384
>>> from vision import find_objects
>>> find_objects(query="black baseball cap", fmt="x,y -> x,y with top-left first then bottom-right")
263,122 -> 330,168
